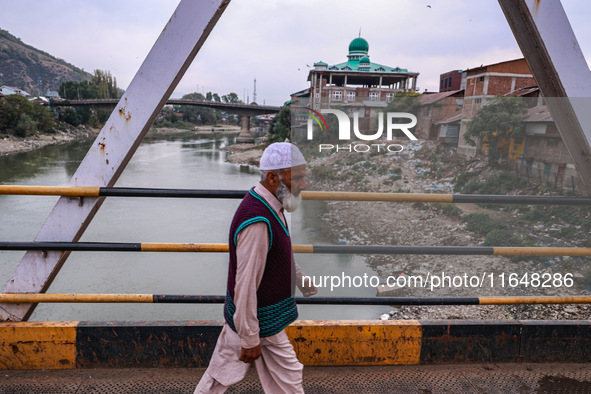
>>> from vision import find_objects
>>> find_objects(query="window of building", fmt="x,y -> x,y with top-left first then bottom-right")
369,92 -> 379,101
474,98 -> 482,104
444,79 -> 448,89
440,80 -> 444,90
478,76 -> 485,82
332,91 -> 343,101
423,107 -> 430,116
546,139 -> 559,147
448,77 -> 452,87
346,91 -> 356,101
386,93 -> 395,103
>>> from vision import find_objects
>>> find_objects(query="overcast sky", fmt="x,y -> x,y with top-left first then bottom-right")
1,0 -> 590,105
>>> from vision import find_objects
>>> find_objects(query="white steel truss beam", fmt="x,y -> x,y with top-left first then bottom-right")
0,0 -> 231,321
499,0 -> 591,195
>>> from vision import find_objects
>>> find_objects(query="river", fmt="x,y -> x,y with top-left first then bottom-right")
0,133 -> 388,321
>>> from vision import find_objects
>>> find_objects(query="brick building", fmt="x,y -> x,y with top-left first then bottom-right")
457,58 -> 537,157
439,70 -> 464,92
416,90 -> 464,142
518,105 -> 582,191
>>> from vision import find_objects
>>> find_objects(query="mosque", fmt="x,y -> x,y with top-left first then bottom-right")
290,36 -> 419,133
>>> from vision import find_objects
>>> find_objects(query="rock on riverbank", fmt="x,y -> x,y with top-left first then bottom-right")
222,143 -> 265,167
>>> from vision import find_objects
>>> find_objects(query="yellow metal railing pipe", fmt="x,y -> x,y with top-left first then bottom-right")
0,185 -> 100,197
0,293 -> 153,303
140,243 -> 229,252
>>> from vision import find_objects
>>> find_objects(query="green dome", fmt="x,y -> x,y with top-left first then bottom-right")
359,56 -> 370,64
349,37 -> 369,54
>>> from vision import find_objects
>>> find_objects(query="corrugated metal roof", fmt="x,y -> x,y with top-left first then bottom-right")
291,88 -> 310,97
504,86 -> 539,97
420,90 -> 463,106
523,104 -> 553,122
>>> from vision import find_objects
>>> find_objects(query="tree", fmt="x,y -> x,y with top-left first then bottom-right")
59,69 -> 119,100
383,92 -> 421,115
0,95 -> 54,135
379,92 -> 421,140
177,92 -> 220,125
222,92 -> 241,103
464,96 -> 527,166
269,105 -> 291,142
15,113 -> 36,137
60,107 -> 82,126
91,69 -> 119,99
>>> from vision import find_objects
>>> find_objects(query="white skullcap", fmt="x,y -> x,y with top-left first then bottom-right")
259,142 -> 306,170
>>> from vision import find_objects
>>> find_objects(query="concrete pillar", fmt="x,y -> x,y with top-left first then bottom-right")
236,115 -> 254,143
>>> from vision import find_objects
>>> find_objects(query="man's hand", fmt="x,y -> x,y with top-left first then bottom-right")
298,281 -> 317,297
239,345 -> 261,363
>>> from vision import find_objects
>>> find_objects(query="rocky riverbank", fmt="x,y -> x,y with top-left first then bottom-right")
0,127 -> 99,156
222,142 -> 266,167
153,125 -> 241,137
0,125 -> 242,157
221,140 -> 591,321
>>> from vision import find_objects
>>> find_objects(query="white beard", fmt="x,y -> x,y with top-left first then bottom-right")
276,180 -> 302,212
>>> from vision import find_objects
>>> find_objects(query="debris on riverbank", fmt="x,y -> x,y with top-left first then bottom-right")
303,140 -> 591,321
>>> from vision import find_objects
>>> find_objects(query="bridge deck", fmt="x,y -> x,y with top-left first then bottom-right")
3,363 -> 591,393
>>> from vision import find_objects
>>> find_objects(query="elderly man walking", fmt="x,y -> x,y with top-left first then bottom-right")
195,142 -> 317,393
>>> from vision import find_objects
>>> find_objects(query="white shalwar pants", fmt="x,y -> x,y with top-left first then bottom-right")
194,324 -> 304,394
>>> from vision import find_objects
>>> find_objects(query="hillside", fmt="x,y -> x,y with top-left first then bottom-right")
0,28 -> 91,95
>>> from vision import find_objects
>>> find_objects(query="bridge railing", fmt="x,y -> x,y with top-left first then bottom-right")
1,186 -> 590,309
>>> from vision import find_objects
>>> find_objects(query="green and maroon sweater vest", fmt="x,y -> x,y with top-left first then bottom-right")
224,188 -> 298,337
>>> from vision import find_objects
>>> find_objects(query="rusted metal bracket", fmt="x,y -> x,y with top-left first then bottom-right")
499,0 -> 591,195
0,0 -> 231,322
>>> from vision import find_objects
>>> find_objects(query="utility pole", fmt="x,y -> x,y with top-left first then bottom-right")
253,78 -> 257,104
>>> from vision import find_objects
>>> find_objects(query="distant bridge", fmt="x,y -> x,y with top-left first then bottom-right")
50,98 -> 282,143
50,98 -> 280,115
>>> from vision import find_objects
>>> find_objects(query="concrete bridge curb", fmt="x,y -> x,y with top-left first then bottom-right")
1,320 -> 590,369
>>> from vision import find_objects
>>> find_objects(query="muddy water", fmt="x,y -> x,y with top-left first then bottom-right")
0,134 -> 388,321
